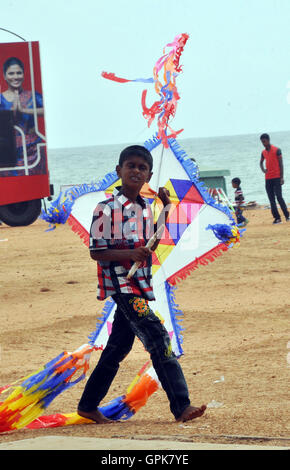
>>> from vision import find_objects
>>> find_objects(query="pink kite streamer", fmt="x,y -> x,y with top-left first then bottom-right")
102,33 -> 189,147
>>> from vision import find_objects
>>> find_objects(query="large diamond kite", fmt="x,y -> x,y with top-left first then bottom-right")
66,137 -> 235,358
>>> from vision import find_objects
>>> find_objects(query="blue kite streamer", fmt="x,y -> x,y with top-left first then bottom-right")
206,223 -> 243,246
88,297 -> 116,346
99,395 -> 134,421
164,281 -> 184,357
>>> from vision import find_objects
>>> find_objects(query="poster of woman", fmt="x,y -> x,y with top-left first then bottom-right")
0,41 -> 47,177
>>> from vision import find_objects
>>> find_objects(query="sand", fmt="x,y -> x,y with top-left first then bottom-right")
0,207 -> 289,450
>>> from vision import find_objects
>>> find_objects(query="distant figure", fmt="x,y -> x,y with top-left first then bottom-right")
231,177 -> 248,226
260,133 -> 289,224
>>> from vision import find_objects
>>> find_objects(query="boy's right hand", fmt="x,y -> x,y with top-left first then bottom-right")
131,246 -> 152,262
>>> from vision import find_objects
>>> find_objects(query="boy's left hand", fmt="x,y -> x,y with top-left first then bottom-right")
158,187 -> 171,207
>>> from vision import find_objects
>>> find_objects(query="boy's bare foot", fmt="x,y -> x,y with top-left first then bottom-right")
176,404 -> 207,423
77,408 -> 115,424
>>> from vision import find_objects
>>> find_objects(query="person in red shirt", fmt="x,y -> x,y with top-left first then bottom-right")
260,133 -> 289,224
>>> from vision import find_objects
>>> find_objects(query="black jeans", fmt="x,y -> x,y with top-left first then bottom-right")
265,178 -> 289,221
78,294 -> 191,420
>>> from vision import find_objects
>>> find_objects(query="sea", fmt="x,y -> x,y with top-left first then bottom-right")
47,130 -> 290,205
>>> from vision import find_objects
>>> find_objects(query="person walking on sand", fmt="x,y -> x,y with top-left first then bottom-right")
77,145 -> 206,424
231,177 -> 248,227
260,133 -> 290,224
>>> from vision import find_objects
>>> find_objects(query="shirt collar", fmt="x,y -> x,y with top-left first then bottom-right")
112,186 -> 146,209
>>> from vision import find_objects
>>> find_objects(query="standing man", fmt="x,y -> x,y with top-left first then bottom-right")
260,133 -> 289,224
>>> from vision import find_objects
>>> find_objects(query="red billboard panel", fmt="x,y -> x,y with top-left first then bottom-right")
0,41 -> 50,205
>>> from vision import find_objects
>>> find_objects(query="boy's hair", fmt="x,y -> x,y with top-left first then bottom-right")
232,177 -> 241,186
260,133 -> 270,141
119,145 -> 153,171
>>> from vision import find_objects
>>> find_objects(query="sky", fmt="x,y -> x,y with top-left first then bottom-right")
1,0 -> 290,148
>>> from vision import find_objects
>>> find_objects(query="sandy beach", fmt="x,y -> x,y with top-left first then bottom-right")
0,206 -> 289,449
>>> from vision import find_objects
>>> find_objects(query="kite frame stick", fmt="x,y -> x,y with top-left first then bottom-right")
127,223 -> 165,279
151,112 -> 171,220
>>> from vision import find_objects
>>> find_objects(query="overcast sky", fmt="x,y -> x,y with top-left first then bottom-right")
1,0 -> 290,148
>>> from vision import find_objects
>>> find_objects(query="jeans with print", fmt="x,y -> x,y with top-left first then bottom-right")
78,294 -> 191,419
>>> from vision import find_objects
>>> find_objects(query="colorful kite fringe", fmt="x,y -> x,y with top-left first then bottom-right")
102,33 -> 189,148
0,344 -> 95,433
27,364 -> 159,429
0,355 -> 159,431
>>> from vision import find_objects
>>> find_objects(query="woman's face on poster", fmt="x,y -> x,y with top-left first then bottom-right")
4,64 -> 24,90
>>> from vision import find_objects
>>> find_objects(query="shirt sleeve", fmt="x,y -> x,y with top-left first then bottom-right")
89,202 -> 111,251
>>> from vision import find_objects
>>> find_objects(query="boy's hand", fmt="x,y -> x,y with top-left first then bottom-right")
131,246 -> 152,262
158,187 -> 171,207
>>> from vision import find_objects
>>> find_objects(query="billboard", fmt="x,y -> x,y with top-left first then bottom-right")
0,41 -> 50,206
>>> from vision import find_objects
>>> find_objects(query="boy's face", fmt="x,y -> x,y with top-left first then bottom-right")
116,156 -> 152,191
232,181 -> 238,189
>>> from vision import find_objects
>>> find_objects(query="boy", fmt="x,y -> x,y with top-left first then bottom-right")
260,133 -> 290,224
77,145 -> 206,424
232,177 -> 248,227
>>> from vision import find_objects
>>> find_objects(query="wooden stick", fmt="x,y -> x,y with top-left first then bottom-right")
127,224 -> 165,279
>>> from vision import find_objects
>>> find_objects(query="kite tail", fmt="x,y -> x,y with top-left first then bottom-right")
0,344 -> 96,433
122,365 -> 160,414
101,71 -> 154,84
16,363 -> 160,430
101,33 -> 189,148
98,365 -> 160,422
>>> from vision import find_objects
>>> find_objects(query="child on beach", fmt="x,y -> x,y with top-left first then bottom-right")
232,177 -> 248,227
77,145 -> 206,424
